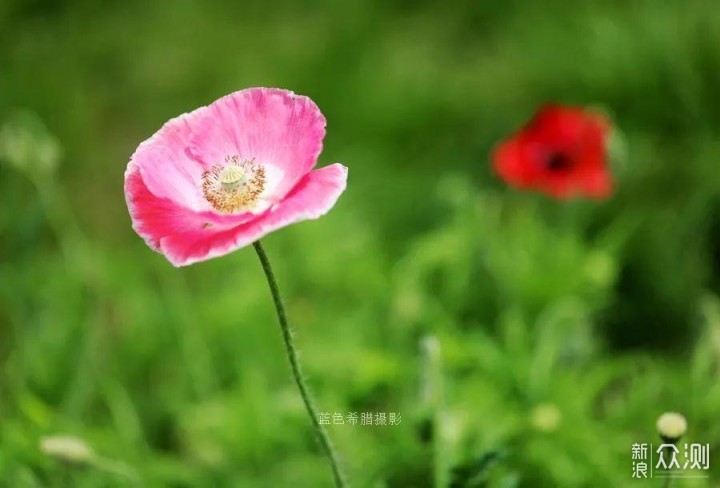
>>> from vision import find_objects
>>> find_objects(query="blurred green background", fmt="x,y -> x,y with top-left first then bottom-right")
2,0 -> 720,486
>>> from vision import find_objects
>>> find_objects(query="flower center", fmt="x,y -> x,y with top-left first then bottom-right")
201,156 -> 266,213
545,152 -> 573,172
218,165 -> 246,191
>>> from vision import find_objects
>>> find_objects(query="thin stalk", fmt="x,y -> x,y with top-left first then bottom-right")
252,240 -> 346,487
662,445 -> 671,488
420,336 -> 447,488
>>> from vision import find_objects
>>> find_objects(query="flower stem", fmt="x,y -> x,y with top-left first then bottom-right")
420,336 -> 448,488
662,446 -> 672,488
252,240 -> 347,487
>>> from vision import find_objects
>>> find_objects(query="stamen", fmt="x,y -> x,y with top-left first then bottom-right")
201,157 -> 266,214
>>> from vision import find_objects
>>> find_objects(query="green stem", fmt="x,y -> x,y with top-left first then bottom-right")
253,240 -> 347,487
662,445 -> 671,488
420,336 -> 447,488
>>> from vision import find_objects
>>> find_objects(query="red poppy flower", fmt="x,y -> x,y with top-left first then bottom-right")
492,105 -> 613,200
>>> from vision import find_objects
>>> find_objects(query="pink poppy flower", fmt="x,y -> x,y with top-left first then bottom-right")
124,88 -> 348,266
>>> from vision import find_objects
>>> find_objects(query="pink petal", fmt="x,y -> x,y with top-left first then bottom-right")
131,88 -> 326,213
125,163 -> 200,252
185,88 -> 327,204
130,163 -> 347,267
125,163 -> 259,252
132,112 -> 213,212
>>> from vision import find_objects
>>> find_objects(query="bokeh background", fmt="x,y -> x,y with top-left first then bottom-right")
2,0 -> 720,486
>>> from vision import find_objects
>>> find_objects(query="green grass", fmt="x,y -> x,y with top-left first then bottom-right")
2,0 -> 720,486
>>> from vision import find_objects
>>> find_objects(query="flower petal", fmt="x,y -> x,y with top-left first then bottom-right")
158,163 -> 347,266
185,88 -> 327,204
493,137 -> 535,188
131,87 -> 326,215
132,112 -> 213,212
125,163 -> 259,252
125,162 -> 200,252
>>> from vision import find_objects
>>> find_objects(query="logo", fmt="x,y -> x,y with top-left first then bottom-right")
632,443 -> 710,480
